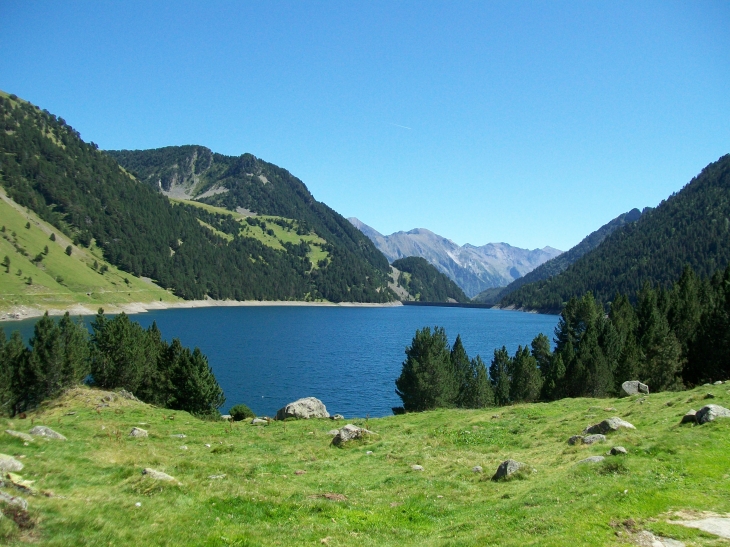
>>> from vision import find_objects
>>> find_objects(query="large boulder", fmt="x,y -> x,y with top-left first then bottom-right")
332,424 -> 372,446
0,454 -> 23,473
491,459 -> 529,481
276,397 -> 329,420
695,404 -> 730,425
584,417 -> 635,435
621,380 -> 649,396
29,426 -> 67,440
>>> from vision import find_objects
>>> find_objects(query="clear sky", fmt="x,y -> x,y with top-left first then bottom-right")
1,1 -> 728,251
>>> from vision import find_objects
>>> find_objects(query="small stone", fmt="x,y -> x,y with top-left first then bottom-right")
0,454 -> 23,473
583,434 -> 607,445
680,409 -> 697,424
705,393 -> 716,399
29,426 -> 67,440
366,451 -> 373,455
583,417 -> 635,435
129,427 -> 148,438
568,435 -> 584,445
327,429 -> 339,436
577,456 -> 605,464
142,468 -> 176,482
437,495 -> 443,498
179,446 -> 188,450
472,466 -> 483,473
714,381 -> 724,385
220,415 -> 232,421
491,459 -> 528,481
330,414 -> 344,421
295,470 -> 306,475
696,404 -> 730,424
170,434 -> 186,438
135,502 -> 142,507
205,443 -> 211,448
4,430 -> 34,442
411,465 -> 424,471
609,446 -> 627,455
208,474 -> 226,480
250,418 -> 268,425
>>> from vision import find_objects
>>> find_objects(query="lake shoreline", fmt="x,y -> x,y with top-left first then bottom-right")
0,299 -> 404,322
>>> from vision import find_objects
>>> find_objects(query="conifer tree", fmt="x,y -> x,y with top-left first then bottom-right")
489,346 -> 512,406
509,345 -> 542,402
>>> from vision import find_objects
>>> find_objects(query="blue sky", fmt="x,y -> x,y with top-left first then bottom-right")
1,1 -> 728,251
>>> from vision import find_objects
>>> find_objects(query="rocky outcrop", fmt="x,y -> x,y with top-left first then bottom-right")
621,381 -> 649,396
584,417 -> 635,435
29,426 -> 67,440
276,397 -> 329,420
695,405 -> 730,424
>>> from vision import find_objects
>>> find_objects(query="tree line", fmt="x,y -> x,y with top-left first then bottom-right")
395,264 -> 730,411
0,310 -> 224,417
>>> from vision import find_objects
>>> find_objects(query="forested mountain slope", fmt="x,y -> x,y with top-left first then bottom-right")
500,155 -> 730,311
391,257 -> 469,303
473,208 -> 643,305
0,91 -> 393,303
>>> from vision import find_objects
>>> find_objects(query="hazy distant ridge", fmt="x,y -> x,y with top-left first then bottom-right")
348,218 -> 561,298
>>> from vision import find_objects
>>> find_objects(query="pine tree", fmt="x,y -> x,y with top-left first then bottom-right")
510,345 -> 543,402
489,346 -> 512,406
450,335 -> 472,407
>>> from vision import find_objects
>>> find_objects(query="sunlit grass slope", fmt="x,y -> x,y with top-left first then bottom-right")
1,384 -> 729,545
0,188 -> 178,314
171,198 -> 329,268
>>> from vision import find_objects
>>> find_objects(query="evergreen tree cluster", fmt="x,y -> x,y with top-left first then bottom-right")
392,257 -> 470,303
500,155 -> 730,311
0,94 -> 393,303
395,264 -> 730,412
0,310 -> 224,417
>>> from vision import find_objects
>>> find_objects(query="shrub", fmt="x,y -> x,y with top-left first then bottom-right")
229,404 -> 255,421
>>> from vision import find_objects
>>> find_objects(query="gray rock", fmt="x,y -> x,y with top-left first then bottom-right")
332,424 -> 373,446
577,456 -> 605,464
142,468 -> 176,482
0,454 -> 24,473
330,414 -> 344,421
695,404 -> 730,424
129,427 -> 148,438
29,425 -> 67,440
0,491 -> 28,511
276,397 -> 330,420
327,429 -> 339,436
583,434 -> 607,445
567,435 -> 584,445
117,389 -> 139,401
491,459 -> 528,481
411,465 -> 424,471
705,393 -> 716,399
208,474 -> 226,480
634,531 -> 685,547
584,417 -> 636,435
220,415 -> 232,421
250,418 -> 268,425
680,409 -> 697,424
621,380 -> 649,396
714,381 -> 724,385
610,446 -> 627,455
170,434 -> 187,438
5,430 -> 34,442
672,517 -> 730,540
472,466 -> 483,473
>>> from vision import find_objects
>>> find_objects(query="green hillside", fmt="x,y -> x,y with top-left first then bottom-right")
0,91 -> 394,304
500,155 -> 730,311
392,256 -> 470,303
0,187 -> 177,316
1,384 -> 729,545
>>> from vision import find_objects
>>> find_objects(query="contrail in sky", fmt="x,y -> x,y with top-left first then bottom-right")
389,122 -> 412,130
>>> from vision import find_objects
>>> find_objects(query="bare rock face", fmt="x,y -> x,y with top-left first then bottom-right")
695,404 -> 730,424
0,454 -> 23,473
129,427 -> 148,438
276,397 -> 330,420
584,417 -> 635,435
29,426 -> 67,440
491,459 -> 529,481
332,424 -> 373,446
621,380 -> 649,396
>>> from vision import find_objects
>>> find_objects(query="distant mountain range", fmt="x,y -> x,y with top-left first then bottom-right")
348,218 -> 562,298
473,208 -> 645,305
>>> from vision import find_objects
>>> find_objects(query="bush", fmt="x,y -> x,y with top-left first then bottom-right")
229,403 -> 255,421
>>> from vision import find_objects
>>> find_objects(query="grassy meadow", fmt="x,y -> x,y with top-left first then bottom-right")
0,189 -> 178,315
1,384 -> 729,546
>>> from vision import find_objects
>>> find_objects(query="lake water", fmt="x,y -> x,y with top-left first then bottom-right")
1,306 -> 559,418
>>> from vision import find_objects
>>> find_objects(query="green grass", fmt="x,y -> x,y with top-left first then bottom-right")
1,385 -> 729,545
0,189 -> 179,314
171,198 -> 329,269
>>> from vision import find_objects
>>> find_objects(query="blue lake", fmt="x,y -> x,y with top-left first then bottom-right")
1,306 -> 559,418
